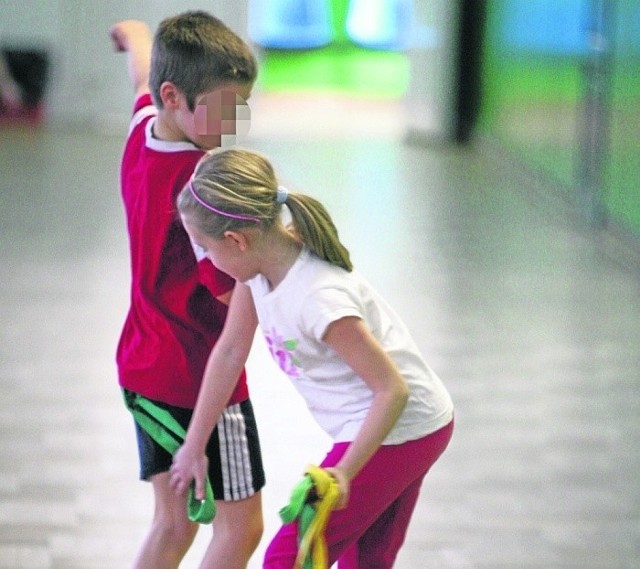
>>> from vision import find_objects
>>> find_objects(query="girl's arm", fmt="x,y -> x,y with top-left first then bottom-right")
322,316 -> 409,507
170,283 -> 258,499
110,20 -> 153,97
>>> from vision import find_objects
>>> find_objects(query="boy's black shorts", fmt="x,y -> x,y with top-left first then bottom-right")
132,394 -> 265,501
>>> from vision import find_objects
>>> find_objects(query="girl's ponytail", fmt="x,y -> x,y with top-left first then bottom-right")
285,193 -> 353,272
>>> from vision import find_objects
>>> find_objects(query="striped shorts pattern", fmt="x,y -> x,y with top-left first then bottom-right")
134,398 -> 265,501
216,402 -> 263,500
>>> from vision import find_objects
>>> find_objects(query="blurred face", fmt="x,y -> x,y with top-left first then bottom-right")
179,82 -> 252,149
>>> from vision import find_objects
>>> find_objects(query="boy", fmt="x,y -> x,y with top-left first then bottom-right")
110,13 -> 264,569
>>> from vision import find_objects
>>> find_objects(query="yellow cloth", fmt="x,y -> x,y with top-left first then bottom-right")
280,464 -> 341,569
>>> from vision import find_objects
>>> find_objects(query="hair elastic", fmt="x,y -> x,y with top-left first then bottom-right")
276,185 -> 289,204
189,180 -> 260,223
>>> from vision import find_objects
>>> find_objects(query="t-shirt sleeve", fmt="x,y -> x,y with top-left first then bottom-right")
127,93 -> 156,136
133,92 -> 154,115
301,286 -> 363,342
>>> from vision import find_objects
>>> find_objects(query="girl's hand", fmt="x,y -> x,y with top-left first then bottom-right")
169,444 -> 209,500
325,466 -> 350,510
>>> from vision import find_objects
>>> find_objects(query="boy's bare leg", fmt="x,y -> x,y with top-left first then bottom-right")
199,491 -> 264,569
132,471 -> 198,569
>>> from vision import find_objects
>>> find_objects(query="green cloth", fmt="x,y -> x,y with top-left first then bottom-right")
279,465 -> 340,569
123,390 -> 216,524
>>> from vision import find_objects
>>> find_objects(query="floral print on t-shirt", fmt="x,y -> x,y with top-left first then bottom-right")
265,327 -> 301,378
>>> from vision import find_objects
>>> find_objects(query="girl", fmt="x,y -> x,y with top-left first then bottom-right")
170,148 -> 454,568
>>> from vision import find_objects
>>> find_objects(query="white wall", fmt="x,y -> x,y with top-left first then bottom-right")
0,1 -> 62,45
0,0 -> 249,127
405,0 -> 460,141
0,0 -> 457,139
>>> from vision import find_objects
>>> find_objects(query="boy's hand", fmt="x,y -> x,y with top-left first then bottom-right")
110,20 -> 152,95
169,444 -> 209,500
110,20 -> 152,53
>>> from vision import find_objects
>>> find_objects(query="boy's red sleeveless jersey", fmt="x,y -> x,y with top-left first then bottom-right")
117,94 -> 248,408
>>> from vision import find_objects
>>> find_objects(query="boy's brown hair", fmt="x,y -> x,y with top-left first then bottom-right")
149,11 -> 257,111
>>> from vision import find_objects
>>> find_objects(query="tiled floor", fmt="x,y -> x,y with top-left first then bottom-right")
1,93 -> 639,568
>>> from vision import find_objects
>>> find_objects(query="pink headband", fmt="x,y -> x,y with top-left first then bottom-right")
188,180 -> 260,223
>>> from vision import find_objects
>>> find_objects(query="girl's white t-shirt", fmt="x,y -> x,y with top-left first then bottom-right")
245,247 -> 453,445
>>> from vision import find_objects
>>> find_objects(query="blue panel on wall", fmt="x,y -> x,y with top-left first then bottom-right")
500,0 -> 589,56
346,0 -> 415,51
617,4 -> 640,56
248,0 -> 334,49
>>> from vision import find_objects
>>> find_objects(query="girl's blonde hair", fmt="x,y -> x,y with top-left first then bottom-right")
177,148 -> 353,272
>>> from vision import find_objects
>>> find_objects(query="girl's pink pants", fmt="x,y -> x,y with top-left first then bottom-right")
264,419 -> 454,569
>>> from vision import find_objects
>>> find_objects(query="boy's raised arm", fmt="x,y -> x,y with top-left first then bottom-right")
110,20 -> 153,97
